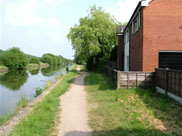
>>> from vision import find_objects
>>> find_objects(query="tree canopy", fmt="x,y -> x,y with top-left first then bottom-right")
0,47 -> 28,70
67,6 -> 117,69
29,57 -> 40,65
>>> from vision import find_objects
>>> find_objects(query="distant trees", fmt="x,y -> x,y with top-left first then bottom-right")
29,57 -> 40,65
0,47 -> 28,70
67,6 -> 117,70
0,47 -> 72,71
40,53 -> 70,66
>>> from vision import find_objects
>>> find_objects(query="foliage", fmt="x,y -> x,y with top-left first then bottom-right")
29,57 -> 40,65
0,47 -> 28,70
35,87 -> 43,97
67,6 -> 117,70
85,72 -> 182,136
0,70 -> 28,91
40,53 -> 68,66
9,65 -> 78,136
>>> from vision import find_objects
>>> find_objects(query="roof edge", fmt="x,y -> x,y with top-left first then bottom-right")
122,0 -> 152,33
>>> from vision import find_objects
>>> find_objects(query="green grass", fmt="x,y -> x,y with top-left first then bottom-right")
85,72 -> 182,136
0,65 -> 8,69
9,65 -> 78,136
0,113 -> 14,125
15,96 -> 28,114
27,63 -> 39,67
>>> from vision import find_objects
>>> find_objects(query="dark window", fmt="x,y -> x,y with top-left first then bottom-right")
159,52 -> 182,70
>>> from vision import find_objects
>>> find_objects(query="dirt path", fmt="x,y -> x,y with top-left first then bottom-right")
58,66 -> 91,136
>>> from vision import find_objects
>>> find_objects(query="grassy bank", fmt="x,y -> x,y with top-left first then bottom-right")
85,72 -> 182,136
9,65 -> 78,136
0,65 -> 8,72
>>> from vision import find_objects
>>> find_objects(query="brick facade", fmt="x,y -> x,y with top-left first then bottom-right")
129,10 -> 144,71
118,0 -> 182,72
142,0 -> 182,71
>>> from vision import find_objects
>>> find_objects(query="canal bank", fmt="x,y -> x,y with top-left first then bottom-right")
0,63 -> 49,73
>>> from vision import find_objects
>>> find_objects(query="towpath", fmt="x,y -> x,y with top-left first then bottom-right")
58,66 -> 91,136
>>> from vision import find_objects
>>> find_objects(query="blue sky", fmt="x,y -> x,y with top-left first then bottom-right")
0,0 -> 140,59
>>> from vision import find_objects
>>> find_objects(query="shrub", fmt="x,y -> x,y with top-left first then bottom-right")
35,87 -> 43,97
29,57 -> 40,65
0,47 -> 28,70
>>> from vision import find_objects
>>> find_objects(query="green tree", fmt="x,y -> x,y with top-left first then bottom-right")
29,57 -> 40,65
40,54 -> 54,65
67,6 -> 117,69
0,47 -> 28,70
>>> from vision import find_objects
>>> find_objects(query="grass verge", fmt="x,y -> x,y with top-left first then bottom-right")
85,72 -> 182,136
9,65 -> 78,136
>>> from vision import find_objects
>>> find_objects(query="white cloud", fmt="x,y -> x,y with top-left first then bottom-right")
44,0 -> 71,5
2,0 -> 68,45
106,0 -> 140,23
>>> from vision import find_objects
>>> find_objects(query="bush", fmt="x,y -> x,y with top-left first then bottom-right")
0,47 -> 28,70
35,87 -> 43,97
29,57 -> 40,65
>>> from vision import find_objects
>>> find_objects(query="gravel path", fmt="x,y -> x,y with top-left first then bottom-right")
58,66 -> 91,136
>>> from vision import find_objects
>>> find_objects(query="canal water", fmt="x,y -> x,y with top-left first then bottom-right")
0,65 -> 70,117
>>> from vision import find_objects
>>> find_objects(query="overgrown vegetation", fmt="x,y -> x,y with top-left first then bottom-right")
85,72 -> 182,136
9,66 -> 78,136
67,6 -> 118,70
0,47 -> 28,70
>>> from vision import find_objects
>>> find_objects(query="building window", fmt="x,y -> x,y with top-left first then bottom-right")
132,12 -> 141,34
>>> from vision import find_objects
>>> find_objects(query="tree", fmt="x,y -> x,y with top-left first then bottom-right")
29,57 -> 40,65
0,47 -> 28,70
40,54 -> 54,65
67,6 -> 117,69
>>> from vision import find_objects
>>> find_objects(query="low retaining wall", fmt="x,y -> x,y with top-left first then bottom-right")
156,86 -> 182,105
104,66 -> 155,89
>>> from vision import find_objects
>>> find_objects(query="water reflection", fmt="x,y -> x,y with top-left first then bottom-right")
0,71 -> 28,91
29,68 -> 40,75
41,65 -> 61,76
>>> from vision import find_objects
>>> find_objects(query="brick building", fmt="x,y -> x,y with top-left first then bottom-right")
117,0 -> 182,72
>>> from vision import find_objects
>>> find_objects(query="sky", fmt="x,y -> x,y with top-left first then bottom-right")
0,0 -> 140,59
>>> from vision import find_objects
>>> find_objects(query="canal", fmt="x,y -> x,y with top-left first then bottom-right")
0,65 -> 70,117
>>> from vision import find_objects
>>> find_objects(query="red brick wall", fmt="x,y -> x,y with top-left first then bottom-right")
143,0 -> 182,71
117,35 -> 124,71
129,10 -> 144,71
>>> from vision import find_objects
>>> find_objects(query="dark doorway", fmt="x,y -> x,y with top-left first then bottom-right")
159,52 -> 182,70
